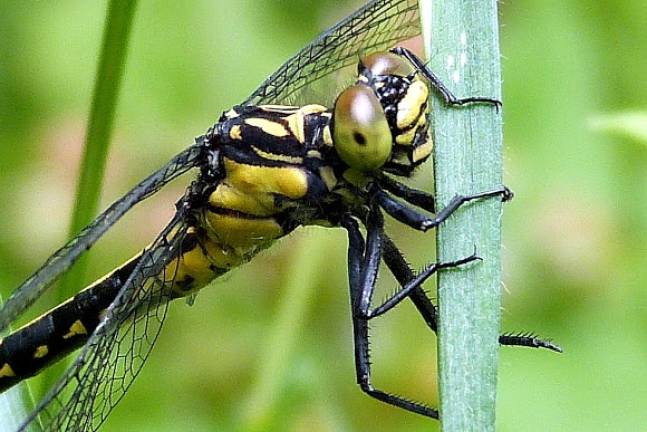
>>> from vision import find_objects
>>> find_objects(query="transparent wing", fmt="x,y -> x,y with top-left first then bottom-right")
0,143 -> 203,333
17,211 -> 190,432
244,0 -> 421,108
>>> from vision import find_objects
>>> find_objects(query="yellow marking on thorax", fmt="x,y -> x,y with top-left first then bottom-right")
202,237 -> 245,269
245,118 -> 289,137
284,104 -> 327,144
62,320 -> 88,339
259,105 -> 300,114
33,345 -> 49,359
224,158 -> 309,199
396,80 -> 428,129
286,113 -> 304,143
159,231 -> 247,296
224,108 -> 239,119
322,118 -> 333,146
319,166 -> 337,191
230,124 -> 242,140
209,182 -> 277,216
165,244 -> 218,294
204,212 -> 283,249
412,136 -> 434,163
299,104 -> 327,115
252,146 -> 303,165
0,363 -> 15,378
395,126 -> 417,145
396,114 -> 426,145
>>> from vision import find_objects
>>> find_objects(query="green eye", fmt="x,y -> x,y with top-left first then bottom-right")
332,84 -> 392,171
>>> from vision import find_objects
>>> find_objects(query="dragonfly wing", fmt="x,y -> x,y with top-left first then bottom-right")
0,143 -> 203,333
17,210 -> 190,432
244,0 -> 421,107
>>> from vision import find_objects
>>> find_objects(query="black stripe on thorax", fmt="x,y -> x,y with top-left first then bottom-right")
220,144 -> 301,168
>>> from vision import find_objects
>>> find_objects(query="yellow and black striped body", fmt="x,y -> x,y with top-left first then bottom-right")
170,103 -> 342,296
0,105 -> 341,389
0,258 -> 139,390
0,53 -> 433,392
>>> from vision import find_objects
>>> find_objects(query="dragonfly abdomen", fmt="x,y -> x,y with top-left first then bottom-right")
0,226 -> 237,390
0,257 -> 138,392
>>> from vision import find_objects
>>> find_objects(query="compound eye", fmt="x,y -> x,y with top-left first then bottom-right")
333,84 -> 392,171
361,52 -> 415,77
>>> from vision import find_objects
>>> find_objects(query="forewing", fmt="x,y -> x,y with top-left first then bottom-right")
0,144 -> 202,333
17,212 -> 190,432
244,0 -> 421,108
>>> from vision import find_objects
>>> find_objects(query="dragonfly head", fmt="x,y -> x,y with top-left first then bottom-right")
331,51 -> 431,177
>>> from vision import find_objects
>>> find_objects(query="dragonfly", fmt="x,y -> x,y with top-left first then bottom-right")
0,0 -> 561,430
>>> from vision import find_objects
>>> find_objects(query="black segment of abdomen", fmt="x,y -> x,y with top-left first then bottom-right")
0,258 -> 139,391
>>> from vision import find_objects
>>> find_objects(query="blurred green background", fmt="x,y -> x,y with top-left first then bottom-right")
1,1 -> 646,431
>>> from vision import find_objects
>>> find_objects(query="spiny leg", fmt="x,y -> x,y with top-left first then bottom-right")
385,47 -> 561,351
381,235 -> 439,332
391,46 -> 502,109
367,253 -> 480,319
373,184 -> 512,232
499,333 -> 562,353
341,213 -> 439,418
381,235 -> 562,352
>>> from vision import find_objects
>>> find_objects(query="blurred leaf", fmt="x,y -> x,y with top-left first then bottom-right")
589,111 -> 647,145
0,294 -> 40,432
0,384 -> 41,432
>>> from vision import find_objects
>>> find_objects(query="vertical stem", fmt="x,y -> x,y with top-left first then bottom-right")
239,232 -> 336,431
43,0 -> 138,397
424,0 -> 503,430
58,0 -> 138,301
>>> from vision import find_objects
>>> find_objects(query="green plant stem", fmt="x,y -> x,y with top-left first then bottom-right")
239,231 -> 335,432
423,0 -> 504,430
58,0 -> 138,301
43,0 -> 138,397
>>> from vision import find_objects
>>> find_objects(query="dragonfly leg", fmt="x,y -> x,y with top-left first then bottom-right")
368,252 -> 480,319
499,333 -> 562,352
391,46 -> 502,109
376,174 -> 436,212
382,234 -> 439,332
373,184 -> 512,232
341,211 -> 439,419
382,235 -> 562,352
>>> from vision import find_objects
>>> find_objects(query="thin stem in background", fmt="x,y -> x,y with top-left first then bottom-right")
58,0 -> 139,301
42,0 -> 138,396
238,232 -> 337,432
